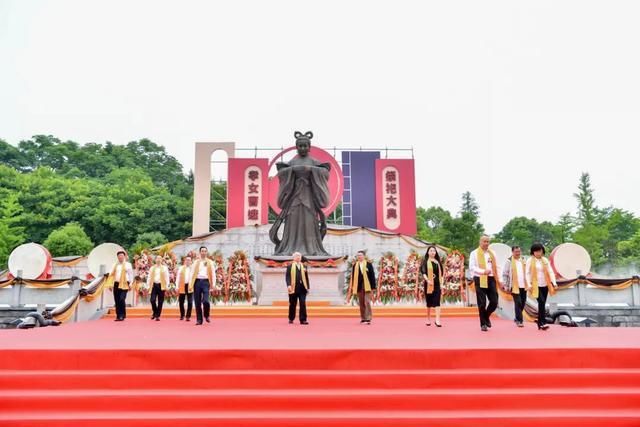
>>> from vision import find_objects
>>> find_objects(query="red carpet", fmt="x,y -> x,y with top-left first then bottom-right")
1,317 -> 640,426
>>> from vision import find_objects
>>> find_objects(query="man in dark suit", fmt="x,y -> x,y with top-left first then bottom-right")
350,250 -> 377,324
286,251 -> 310,325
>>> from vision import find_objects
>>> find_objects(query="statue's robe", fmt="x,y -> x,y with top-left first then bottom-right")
272,156 -> 331,256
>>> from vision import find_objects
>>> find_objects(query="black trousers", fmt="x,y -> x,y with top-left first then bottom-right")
113,283 -> 128,320
474,276 -> 498,327
288,292 -> 307,322
537,286 -> 549,326
150,283 -> 165,318
193,279 -> 211,323
179,292 -> 193,319
513,287 -> 528,323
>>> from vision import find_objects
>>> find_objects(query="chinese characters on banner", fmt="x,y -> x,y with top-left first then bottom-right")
227,158 -> 269,229
245,167 -> 262,225
382,166 -> 401,230
375,159 -> 417,235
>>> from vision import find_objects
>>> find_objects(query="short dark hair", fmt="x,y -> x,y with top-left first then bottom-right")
357,250 -> 365,255
511,246 -> 521,251
199,246 -> 208,252
116,250 -> 126,256
530,243 -> 546,255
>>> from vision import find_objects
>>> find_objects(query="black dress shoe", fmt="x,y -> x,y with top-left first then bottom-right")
481,325 -> 488,332
288,320 -> 294,324
196,321 -> 203,325
186,318 -> 191,322
205,317 -> 210,323
180,316 -> 184,321
150,316 -> 156,320
114,318 -> 123,322
360,320 -> 367,324
486,319 -> 492,328
300,321 -> 309,325
155,317 -> 160,321
538,324 -> 549,330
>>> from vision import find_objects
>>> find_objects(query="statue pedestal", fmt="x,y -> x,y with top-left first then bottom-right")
255,264 -> 347,306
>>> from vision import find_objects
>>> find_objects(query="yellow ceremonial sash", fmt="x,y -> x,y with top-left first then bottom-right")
150,266 -> 167,291
189,259 -> 214,293
108,263 -> 129,290
289,263 -> 308,294
426,259 -> 442,295
351,261 -> 372,293
177,266 -> 188,294
529,257 -> 556,299
477,248 -> 498,289
511,258 -> 527,294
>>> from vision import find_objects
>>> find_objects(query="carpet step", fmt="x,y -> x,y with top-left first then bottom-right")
105,306 -> 478,318
2,388 -> 639,412
0,409 -> 639,427
2,369 -> 640,390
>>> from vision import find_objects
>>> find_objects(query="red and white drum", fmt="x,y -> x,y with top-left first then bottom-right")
87,243 -> 125,278
8,243 -> 53,280
550,243 -> 591,279
489,243 -> 512,270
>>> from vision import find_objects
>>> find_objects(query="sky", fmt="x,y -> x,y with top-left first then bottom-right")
1,0 -> 639,233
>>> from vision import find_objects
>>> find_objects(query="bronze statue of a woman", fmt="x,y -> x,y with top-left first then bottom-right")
269,131 -> 331,256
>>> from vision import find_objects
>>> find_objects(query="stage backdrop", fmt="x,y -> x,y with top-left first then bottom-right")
226,158 -> 270,228
375,159 -> 417,236
341,151 -> 380,228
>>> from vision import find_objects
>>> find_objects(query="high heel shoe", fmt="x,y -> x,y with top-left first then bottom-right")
426,321 -> 431,326
538,324 -> 549,330
435,322 -> 442,327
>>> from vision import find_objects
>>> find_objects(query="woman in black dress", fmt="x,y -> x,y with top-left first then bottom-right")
420,246 -> 444,327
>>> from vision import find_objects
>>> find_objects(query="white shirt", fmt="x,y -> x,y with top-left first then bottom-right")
113,262 -> 133,283
196,259 -> 216,283
469,248 -> 500,278
147,265 -> 170,286
526,257 -> 557,288
508,258 -> 527,288
178,265 -> 193,285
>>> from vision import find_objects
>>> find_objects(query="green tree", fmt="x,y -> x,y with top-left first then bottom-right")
495,216 -> 560,251
130,232 -> 168,255
460,191 -> 480,217
43,222 -> 94,257
574,172 -> 596,225
0,193 -> 26,268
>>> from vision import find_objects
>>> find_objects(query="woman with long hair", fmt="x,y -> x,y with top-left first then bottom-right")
420,246 -> 444,327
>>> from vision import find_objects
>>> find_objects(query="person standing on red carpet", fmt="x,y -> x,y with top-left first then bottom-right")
147,255 -> 170,321
286,252 -> 310,325
421,246 -> 443,327
501,246 -> 531,328
189,246 -> 216,325
107,250 -> 134,322
526,243 -> 558,330
350,250 -> 377,325
469,235 -> 501,332
176,256 -> 194,321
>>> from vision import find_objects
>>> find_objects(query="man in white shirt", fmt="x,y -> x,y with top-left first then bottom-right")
501,246 -> 531,327
147,255 -> 170,321
469,235 -> 501,332
189,246 -> 216,325
109,250 -> 134,322
176,256 -> 194,321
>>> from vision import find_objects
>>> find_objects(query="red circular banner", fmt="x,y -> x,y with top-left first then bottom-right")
268,146 -> 343,216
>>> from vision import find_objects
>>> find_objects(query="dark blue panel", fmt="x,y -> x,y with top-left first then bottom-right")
344,151 -> 380,227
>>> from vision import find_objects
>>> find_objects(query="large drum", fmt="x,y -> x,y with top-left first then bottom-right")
87,243 -> 125,278
489,243 -> 512,271
550,243 -> 591,279
8,243 -> 53,280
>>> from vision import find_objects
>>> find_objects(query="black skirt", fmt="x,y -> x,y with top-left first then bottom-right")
425,279 -> 441,307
